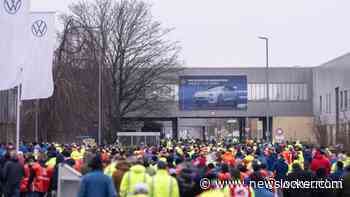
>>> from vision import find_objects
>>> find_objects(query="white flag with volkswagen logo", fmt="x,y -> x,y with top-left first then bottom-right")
0,0 -> 30,90
21,12 -> 55,100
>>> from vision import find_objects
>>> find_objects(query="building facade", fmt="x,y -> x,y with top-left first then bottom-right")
313,53 -> 350,146
146,67 -> 315,143
2,53 -> 350,145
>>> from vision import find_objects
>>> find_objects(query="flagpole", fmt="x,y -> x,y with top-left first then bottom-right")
35,99 -> 39,142
16,85 -> 21,151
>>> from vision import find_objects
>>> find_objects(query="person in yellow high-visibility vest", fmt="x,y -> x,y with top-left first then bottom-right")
149,161 -> 180,197
119,158 -> 152,197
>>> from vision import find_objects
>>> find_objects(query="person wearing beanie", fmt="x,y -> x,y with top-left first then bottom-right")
77,154 -> 117,197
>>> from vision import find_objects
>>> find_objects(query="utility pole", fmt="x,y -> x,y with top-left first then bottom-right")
258,36 -> 271,142
98,55 -> 102,145
35,99 -> 39,142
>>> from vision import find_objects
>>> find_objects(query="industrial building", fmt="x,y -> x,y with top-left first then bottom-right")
1,53 -> 350,145
131,54 -> 350,145
146,66 -> 315,143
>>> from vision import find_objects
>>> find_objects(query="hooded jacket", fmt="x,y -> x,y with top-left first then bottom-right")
149,169 -> 179,197
77,170 -> 117,197
177,167 -> 199,197
2,157 -> 24,195
311,153 -> 331,175
119,165 -> 151,197
272,157 -> 289,180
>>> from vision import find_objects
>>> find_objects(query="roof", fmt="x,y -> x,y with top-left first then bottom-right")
317,52 -> 350,68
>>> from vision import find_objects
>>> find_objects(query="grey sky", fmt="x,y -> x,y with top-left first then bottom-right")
31,0 -> 350,67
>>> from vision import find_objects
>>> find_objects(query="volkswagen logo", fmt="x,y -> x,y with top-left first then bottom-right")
3,0 -> 22,15
32,20 -> 48,37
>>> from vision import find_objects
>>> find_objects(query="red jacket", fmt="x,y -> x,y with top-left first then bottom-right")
193,156 -> 206,167
218,172 -> 231,181
74,159 -> 83,172
20,164 -> 30,192
282,151 -> 292,165
311,153 -> 331,175
222,152 -> 235,166
31,163 -> 50,193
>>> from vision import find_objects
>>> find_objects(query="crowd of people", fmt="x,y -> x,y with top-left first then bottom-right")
0,138 -> 349,197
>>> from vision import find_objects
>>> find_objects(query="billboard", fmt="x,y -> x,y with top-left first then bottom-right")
179,75 -> 247,110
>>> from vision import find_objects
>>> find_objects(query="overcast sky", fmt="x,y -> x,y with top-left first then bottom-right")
31,0 -> 350,67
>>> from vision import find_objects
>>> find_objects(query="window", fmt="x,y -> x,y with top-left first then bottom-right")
256,84 -> 261,100
285,84 -> 291,101
297,84 -> 302,101
325,94 -> 328,113
248,83 -> 308,101
249,83 -> 267,101
302,84 -> 308,100
340,91 -> 344,110
328,93 -> 332,113
328,94 -> 330,113
248,84 -> 252,100
261,84 -> 266,100
290,84 -> 298,101
276,84 -> 282,101
348,91 -> 350,110
325,94 -> 331,113
344,90 -> 348,110
269,84 -> 277,100
320,96 -> 323,113
330,94 -> 332,113
281,84 -> 286,100
250,84 -> 256,100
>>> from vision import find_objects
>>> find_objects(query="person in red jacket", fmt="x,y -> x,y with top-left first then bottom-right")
311,150 -> 331,175
222,151 -> 235,167
28,160 -> 50,197
282,149 -> 292,165
218,163 -> 232,181
20,155 -> 34,197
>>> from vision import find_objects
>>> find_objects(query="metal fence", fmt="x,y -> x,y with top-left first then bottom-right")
117,132 -> 160,146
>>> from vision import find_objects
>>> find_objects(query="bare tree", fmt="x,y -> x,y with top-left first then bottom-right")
312,116 -> 327,146
20,16 -> 102,142
58,0 -> 182,142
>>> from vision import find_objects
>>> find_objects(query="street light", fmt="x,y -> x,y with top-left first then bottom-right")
258,36 -> 271,142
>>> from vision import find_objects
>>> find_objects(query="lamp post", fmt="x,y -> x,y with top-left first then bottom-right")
98,54 -> 102,145
258,36 -> 271,142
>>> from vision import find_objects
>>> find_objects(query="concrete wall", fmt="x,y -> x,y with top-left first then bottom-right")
313,53 -> 350,124
273,116 -> 316,143
312,53 -> 350,146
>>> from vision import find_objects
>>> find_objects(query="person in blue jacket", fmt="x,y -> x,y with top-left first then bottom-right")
272,154 -> 289,181
77,154 -> 117,197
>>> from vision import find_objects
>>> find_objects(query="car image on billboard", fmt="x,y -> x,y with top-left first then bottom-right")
179,75 -> 247,110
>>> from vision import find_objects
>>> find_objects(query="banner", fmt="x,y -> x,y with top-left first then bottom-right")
0,0 -> 30,90
179,75 -> 248,110
21,12 -> 55,100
